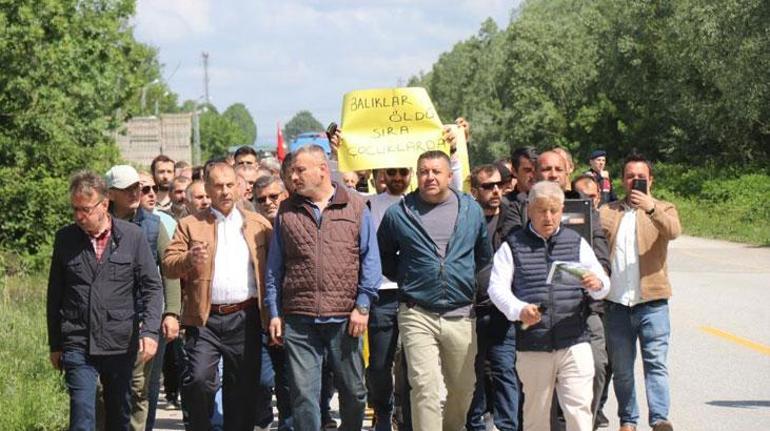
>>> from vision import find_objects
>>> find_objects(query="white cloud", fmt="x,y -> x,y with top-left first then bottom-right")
134,0 -> 213,43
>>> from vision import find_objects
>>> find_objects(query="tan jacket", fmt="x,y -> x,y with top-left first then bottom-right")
600,198 -> 681,301
162,208 -> 273,328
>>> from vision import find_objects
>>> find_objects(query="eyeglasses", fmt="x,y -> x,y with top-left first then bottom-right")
385,168 -> 409,177
256,193 -> 281,204
141,185 -> 159,195
72,198 -> 104,215
478,181 -> 504,191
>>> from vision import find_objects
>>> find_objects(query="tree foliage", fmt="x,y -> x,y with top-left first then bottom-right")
199,106 -> 248,160
223,103 -> 257,146
411,0 -> 770,167
283,110 -> 323,142
0,0 -> 165,256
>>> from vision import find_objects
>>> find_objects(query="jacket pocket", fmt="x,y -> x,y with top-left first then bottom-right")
101,308 -> 135,350
109,254 -> 133,281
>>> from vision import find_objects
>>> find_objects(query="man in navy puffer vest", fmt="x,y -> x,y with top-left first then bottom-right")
488,181 -> 610,431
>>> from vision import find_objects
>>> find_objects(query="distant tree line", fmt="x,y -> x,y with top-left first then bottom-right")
409,0 -> 770,167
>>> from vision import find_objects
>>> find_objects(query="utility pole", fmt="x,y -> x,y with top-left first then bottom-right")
202,52 -> 210,105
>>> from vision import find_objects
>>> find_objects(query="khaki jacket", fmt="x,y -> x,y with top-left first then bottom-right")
600,198 -> 681,301
162,208 -> 273,328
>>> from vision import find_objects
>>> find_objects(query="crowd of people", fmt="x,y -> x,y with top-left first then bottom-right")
47,119 -> 681,431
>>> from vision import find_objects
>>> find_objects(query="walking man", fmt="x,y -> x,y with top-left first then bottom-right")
378,150 -> 492,431
47,170 -> 163,431
265,145 -> 381,431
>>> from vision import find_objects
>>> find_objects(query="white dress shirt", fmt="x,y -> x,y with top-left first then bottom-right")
606,206 -> 644,306
210,208 -> 257,304
488,226 -> 610,322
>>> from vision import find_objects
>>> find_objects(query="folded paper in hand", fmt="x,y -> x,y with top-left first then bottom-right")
546,261 -> 590,285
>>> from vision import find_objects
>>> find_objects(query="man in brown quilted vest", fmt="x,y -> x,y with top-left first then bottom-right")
264,144 -> 382,431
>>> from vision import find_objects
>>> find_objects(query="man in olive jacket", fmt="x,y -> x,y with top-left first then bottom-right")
47,170 -> 163,431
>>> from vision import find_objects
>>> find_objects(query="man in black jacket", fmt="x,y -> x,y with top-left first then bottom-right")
47,170 -> 163,431
467,164 -> 521,431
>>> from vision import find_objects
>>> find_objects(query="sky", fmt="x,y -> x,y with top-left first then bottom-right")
133,1 -> 518,147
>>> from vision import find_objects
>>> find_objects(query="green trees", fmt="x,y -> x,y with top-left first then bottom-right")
411,0 -> 770,167
283,110 -> 324,142
0,0 -> 160,256
223,103 -> 257,147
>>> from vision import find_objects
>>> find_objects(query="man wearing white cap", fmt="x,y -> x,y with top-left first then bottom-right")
94,165 -> 181,431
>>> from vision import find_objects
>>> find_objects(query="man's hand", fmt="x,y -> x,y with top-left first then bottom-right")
628,190 -> 655,213
455,117 -> 470,140
269,317 -> 284,346
581,272 -> 603,292
520,304 -> 542,328
442,126 -> 458,153
329,129 -> 343,158
348,308 -> 369,338
188,241 -> 209,267
139,336 -> 158,364
49,351 -> 63,371
162,315 -> 180,341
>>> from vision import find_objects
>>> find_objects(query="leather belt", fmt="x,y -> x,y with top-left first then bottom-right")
210,298 -> 257,315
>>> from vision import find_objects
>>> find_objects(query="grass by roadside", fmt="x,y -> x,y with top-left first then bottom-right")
0,273 -> 68,430
653,164 -> 770,247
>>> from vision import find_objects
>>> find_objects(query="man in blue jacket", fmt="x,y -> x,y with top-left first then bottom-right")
378,150 -> 492,431
47,170 -> 163,431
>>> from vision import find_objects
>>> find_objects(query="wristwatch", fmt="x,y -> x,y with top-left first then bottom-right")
646,205 -> 656,216
355,304 -> 370,315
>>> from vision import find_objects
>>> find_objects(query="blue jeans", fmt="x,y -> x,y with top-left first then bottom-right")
366,290 -> 400,431
62,349 -> 134,431
284,316 -> 366,431
466,306 -> 520,431
605,300 -> 671,427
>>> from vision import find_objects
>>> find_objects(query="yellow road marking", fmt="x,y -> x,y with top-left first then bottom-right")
700,326 -> 770,356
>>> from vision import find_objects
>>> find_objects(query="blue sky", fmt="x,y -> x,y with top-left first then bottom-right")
133,1 -> 518,146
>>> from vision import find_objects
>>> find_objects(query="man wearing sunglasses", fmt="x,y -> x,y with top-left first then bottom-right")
253,175 -> 288,224
97,165 -> 181,431
367,165 -> 413,431
466,164 -> 521,431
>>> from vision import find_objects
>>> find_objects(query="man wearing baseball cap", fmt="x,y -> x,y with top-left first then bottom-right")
94,165 -> 181,430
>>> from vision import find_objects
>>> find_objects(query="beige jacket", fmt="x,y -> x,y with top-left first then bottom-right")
163,208 -> 273,328
600,198 -> 681,301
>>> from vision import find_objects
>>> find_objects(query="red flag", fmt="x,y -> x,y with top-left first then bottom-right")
276,122 -> 286,161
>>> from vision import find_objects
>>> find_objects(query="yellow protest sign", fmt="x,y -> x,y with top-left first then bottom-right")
338,87 -> 448,172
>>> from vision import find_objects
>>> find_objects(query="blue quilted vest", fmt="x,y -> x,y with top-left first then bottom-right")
507,226 -> 589,352
132,207 -> 160,262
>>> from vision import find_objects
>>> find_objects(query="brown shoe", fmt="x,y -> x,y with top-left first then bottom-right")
652,420 -> 673,431
619,425 -> 636,431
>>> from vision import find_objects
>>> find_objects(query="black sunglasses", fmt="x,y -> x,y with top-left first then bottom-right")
256,193 -> 281,204
478,181 -> 504,191
141,185 -> 159,194
385,168 -> 409,177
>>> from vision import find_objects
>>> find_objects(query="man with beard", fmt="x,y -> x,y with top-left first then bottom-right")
367,166 -> 414,430
151,155 -> 176,213
466,164 -> 520,431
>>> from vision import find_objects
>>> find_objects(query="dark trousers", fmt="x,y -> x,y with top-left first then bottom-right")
162,338 -> 180,400
366,289 -> 413,431
62,349 -> 134,431
284,316 -> 366,431
466,306 -> 520,431
181,306 -> 261,431
255,331 -> 293,429
145,333 -> 166,430
550,312 -> 609,430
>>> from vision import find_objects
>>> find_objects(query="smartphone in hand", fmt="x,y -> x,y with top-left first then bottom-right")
325,122 -> 338,140
632,178 -> 648,194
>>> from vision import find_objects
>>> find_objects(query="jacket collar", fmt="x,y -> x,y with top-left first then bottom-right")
288,182 -> 350,209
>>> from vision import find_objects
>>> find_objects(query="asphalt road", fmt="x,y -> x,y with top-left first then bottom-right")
155,235 -> 770,430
